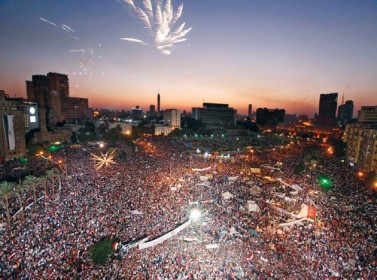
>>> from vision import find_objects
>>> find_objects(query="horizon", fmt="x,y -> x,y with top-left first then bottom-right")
1,0 -> 376,116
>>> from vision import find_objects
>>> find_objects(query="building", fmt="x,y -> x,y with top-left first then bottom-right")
0,90 -> 26,162
154,125 -> 173,136
318,93 -> 338,126
131,106 -> 143,120
343,123 -> 377,173
157,93 -> 161,114
163,109 -> 181,128
192,103 -> 236,129
61,97 -> 90,123
26,72 -> 89,125
248,104 -> 252,118
18,102 -> 40,132
256,108 -> 285,126
358,106 -> 377,123
337,100 -> 354,125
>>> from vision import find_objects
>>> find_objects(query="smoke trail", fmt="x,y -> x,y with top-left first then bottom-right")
120,37 -> 147,45
119,0 -> 191,55
40,18 -> 57,27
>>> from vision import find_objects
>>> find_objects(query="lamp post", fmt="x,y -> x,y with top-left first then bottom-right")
74,105 -> 79,124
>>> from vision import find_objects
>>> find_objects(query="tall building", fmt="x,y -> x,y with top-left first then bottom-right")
0,90 -> 26,162
337,100 -> 354,125
358,106 -> 377,123
61,98 -> 90,123
147,105 -> 157,118
157,93 -> 161,114
192,103 -> 236,128
256,108 -> 285,126
26,72 -> 89,125
343,123 -> 377,173
318,93 -> 338,126
163,109 -> 181,128
248,104 -> 252,118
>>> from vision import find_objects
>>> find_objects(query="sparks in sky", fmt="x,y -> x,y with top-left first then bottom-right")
91,149 -> 117,170
118,0 -> 192,55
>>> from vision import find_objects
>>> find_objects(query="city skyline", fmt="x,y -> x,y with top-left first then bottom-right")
1,0 -> 377,115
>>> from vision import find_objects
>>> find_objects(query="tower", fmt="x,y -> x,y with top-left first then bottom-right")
248,104 -> 252,118
318,93 -> 338,126
157,92 -> 160,114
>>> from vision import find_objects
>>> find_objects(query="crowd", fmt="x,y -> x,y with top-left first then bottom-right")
0,136 -> 376,279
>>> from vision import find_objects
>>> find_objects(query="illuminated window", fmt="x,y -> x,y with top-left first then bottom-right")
30,116 -> 36,123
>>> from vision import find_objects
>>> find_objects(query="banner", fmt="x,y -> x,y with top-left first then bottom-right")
250,168 -> 261,174
139,220 -> 191,249
278,218 -> 312,227
206,244 -> 219,249
192,167 -> 211,172
2,115 -> 15,150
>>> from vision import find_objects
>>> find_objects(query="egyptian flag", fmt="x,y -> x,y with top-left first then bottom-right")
308,206 -> 316,219
112,241 -> 119,251
246,253 -> 253,264
2,115 -> 15,150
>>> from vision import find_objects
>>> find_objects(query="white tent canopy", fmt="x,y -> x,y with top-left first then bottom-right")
222,191 -> 234,200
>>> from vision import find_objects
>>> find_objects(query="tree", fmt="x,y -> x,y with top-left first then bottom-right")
14,180 -> 29,221
46,168 -> 61,196
23,175 -> 41,212
0,181 -> 16,228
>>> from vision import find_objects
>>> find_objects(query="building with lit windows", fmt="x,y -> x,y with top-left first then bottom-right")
0,90 -> 26,162
343,123 -> 377,173
163,109 -> 181,128
358,106 -> 377,123
192,103 -> 236,129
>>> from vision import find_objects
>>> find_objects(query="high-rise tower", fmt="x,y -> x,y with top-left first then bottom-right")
318,93 -> 338,126
157,92 -> 160,114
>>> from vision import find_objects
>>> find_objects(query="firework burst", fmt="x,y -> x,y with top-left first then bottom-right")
91,149 -> 117,170
118,0 -> 192,55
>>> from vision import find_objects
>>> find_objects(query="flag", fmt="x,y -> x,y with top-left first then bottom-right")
112,242 -> 119,250
247,253 -> 253,264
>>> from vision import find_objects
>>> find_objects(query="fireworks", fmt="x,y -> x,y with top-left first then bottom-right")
118,0 -> 192,55
91,149 -> 117,170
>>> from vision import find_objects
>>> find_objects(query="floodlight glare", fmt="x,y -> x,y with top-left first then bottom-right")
190,209 -> 201,222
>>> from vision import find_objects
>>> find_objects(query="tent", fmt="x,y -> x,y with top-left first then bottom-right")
250,185 -> 262,195
222,191 -> 234,200
247,201 -> 260,212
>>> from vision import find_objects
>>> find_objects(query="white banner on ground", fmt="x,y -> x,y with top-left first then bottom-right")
279,218 -> 312,227
131,210 -> 143,215
192,167 -> 211,172
278,179 -> 302,192
228,176 -> 238,182
206,244 -> 219,249
272,205 -> 298,218
250,168 -> 261,174
139,220 -> 191,249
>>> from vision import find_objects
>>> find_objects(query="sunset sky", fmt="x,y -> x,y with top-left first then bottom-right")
0,0 -> 376,116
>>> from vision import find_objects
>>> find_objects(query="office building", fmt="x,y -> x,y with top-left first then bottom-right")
163,109 -> 181,128
256,108 -> 285,126
337,100 -> 354,125
0,90 -> 26,162
192,103 -> 236,128
131,106 -> 143,120
318,93 -> 338,126
358,106 -> 377,123
343,123 -> 377,173
26,72 -> 89,125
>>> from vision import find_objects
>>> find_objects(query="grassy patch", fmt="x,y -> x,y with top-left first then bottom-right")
90,238 -> 114,265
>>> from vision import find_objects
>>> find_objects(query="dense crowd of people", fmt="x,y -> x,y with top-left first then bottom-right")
0,136 -> 376,279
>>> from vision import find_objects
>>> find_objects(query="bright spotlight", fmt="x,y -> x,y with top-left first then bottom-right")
190,209 -> 201,222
